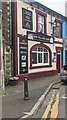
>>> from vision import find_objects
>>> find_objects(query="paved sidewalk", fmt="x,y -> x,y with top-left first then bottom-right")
2,74 -> 60,119
5,74 -> 60,95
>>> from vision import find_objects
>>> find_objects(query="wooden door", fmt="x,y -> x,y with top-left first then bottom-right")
57,53 -> 60,73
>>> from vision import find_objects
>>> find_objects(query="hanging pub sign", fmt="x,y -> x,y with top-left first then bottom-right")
27,31 -> 54,44
22,8 -> 33,30
19,37 -> 28,74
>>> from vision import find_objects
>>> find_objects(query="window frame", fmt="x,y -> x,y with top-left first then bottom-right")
38,14 -> 44,33
30,43 -> 52,69
32,47 -> 49,66
36,9 -> 47,34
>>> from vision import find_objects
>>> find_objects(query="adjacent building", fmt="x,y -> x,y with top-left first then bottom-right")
63,2 -> 67,65
0,1 -> 3,86
2,1 -> 11,81
11,0 -> 65,80
63,18 -> 67,65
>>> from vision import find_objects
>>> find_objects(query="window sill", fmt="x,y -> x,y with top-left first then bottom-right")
30,65 -> 52,69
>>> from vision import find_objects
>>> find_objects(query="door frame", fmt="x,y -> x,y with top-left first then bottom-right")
56,47 -> 63,72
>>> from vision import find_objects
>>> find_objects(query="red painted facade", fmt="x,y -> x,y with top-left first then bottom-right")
18,70 -> 58,80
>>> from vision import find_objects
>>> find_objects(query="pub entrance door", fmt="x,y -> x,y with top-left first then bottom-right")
56,49 -> 63,73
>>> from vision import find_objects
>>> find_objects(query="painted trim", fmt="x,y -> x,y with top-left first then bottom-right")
17,70 -> 58,80
35,9 -> 47,34
54,41 -> 63,44
13,2 -> 18,76
30,65 -> 52,69
35,9 -> 47,17
17,34 -> 27,38
30,43 -> 52,69
56,47 -> 63,51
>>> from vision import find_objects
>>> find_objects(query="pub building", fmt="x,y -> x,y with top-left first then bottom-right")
11,0 -> 64,80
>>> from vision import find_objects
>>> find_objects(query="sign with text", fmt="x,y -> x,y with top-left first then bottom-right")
27,31 -> 54,44
22,8 -> 33,30
19,37 -> 28,74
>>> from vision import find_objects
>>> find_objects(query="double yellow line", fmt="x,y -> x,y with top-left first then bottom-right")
41,90 -> 59,119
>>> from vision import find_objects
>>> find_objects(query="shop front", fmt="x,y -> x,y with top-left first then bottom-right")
17,31 -> 60,80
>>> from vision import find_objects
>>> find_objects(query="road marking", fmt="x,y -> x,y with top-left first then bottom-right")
19,81 -> 61,120
0,91 -> 9,96
41,90 -> 56,119
62,94 -> 67,99
50,92 -> 59,118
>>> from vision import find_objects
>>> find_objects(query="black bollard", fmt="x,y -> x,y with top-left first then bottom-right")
24,76 -> 29,100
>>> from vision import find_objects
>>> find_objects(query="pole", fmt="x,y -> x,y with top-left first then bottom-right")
24,76 -> 29,100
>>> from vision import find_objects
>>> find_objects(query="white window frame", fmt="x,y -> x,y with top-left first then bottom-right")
32,47 -> 49,66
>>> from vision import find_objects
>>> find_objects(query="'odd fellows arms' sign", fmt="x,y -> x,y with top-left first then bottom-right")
19,37 -> 28,74
22,8 -> 33,30
27,31 -> 54,44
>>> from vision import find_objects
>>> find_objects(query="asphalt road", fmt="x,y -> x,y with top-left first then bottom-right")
28,82 -> 67,119
2,74 -> 60,119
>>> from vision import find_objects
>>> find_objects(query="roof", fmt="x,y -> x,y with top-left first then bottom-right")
30,1 -> 66,20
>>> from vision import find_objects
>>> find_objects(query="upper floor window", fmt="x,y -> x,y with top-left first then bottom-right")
38,14 -> 44,33
36,9 -> 47,34
53,19 -> 62,38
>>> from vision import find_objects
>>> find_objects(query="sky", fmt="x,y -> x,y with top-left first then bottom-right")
36,0 -> 67,16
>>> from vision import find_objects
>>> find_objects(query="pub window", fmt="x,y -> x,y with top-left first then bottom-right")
38,14 -> 44,33
36,9 -> 47,34
53,20 -> 62,38
32,46 -> 49,66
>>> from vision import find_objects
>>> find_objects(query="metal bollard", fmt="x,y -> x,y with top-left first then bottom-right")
24,76 -> 29,100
